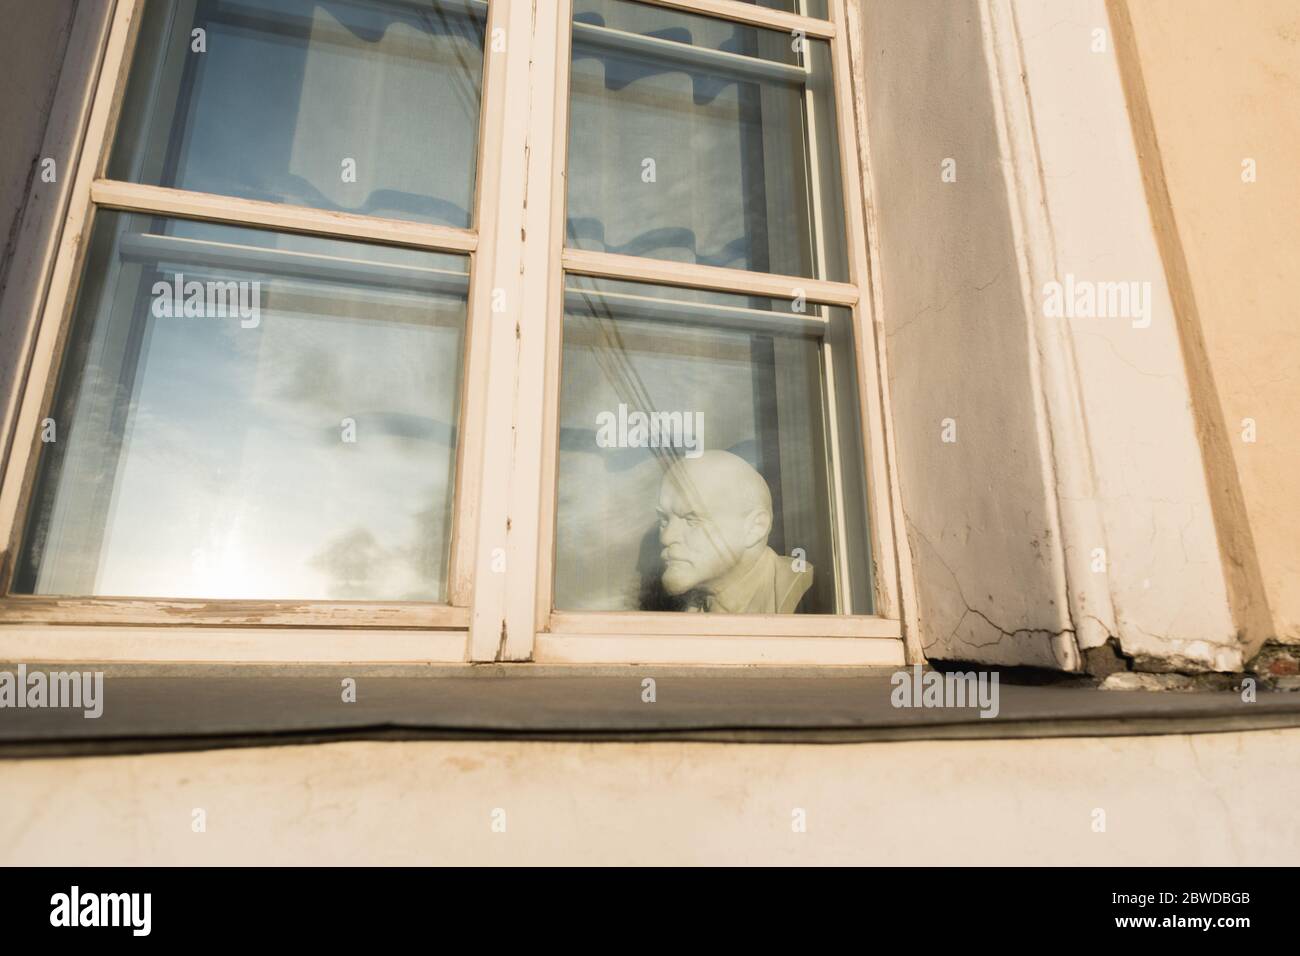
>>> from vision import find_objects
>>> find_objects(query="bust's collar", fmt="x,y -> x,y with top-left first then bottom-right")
707,547 -> 780,614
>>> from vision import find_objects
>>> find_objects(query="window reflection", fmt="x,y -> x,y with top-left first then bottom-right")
110,0 -> 487,226
15,214 -> 468,600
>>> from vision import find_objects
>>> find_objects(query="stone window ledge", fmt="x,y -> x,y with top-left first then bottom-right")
1,663 -> 1298,757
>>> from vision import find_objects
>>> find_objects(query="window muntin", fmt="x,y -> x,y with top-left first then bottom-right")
108,0 -> 487,227
555,276 -> 872,615
14,214 -> 469,601
566,0 -> 848,280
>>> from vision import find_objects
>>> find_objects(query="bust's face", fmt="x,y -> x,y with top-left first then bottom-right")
656,472 -> 752,595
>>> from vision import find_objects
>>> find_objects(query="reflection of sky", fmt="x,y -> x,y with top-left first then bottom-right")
32,217 -> 467,601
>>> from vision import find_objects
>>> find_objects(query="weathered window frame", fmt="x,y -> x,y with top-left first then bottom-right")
0,0 -> 911,667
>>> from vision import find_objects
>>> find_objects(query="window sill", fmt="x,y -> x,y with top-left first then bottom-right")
1,663 -> 1297,758
0,619 -> 906,666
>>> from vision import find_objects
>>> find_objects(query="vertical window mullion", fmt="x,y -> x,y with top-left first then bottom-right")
467,0 -> 573,661
449,0 -> 510,608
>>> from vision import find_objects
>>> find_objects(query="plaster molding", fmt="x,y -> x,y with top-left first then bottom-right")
988,0 -> 1241,670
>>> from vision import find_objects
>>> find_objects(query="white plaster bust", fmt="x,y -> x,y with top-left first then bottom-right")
656,450 -> 813,613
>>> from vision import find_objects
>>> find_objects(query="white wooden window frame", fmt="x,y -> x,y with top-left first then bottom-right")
0,0 -> 910,667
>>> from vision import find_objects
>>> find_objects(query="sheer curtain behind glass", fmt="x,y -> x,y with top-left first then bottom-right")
566,0 -> 847,279
734,1 -> 829,15
555,279 -> 873,615
556,1 -> 871,616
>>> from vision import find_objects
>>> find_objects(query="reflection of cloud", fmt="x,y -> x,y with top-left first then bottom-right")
400,503 -> 449,595
309,527 -> 382,597
38,291 -> 461,600
307,497 -> 448,601
274,343 -> 344,405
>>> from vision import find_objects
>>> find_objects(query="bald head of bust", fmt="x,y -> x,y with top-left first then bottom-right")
657,451 -> 774,597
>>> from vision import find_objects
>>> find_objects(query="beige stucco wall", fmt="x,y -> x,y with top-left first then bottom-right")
0,6 -> 1296,868
1124,0 -> 1300,647
3,732 -> 1297,865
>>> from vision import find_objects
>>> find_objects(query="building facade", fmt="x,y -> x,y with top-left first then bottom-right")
0,0 -> 1296,865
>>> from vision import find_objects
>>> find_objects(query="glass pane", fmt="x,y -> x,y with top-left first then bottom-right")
567,0 -> 848,280
738,0 -> 829,19
555,276 -> 872,614
15,213 -> 469,601
109,0 -> 487,227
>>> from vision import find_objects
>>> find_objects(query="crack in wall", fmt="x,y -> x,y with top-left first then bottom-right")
956,605 -> 1076,649
909,518 -> 1073,660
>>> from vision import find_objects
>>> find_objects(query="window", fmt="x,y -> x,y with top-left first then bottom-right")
0,0 -> 905,666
